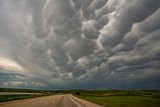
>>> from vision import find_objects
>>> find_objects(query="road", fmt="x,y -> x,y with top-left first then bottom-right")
0,94 -> 102,107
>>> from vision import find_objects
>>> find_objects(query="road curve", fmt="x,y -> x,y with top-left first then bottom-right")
0,94 -> 103,107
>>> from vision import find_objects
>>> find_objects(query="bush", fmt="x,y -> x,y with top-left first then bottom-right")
75,92 -> 80,95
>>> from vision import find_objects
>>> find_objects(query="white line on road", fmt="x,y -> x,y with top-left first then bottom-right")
68,95 -> 82,107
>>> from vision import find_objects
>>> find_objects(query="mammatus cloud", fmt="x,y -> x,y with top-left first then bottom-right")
0,0 -> 160,89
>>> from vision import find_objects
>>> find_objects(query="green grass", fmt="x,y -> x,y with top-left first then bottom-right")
77,90 -> 160,107
0,94 -> 47,102
79,96 -> 160,107
0,87 -> 57,102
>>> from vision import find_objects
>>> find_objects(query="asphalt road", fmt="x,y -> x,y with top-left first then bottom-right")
0,94 -> 102,107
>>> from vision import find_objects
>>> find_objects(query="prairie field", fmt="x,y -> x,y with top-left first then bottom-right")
76,90 -> 160,107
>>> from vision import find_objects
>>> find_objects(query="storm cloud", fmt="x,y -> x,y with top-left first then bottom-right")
0,0 -> 160,89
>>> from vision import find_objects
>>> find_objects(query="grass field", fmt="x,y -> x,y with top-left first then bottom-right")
76,90 -> 160,107
0,88 -> 56,102
0,94 -> 43,102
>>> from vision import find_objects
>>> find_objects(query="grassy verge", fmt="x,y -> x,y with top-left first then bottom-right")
0,87 -> 58,103
0,93 -> 53,103
79,95 -> 160,107
76,90 -> 160,107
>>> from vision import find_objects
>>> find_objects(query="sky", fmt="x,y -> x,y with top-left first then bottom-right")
0,0 -> 160,90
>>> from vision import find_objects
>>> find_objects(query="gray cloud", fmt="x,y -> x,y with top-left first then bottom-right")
0,0 -> 160,89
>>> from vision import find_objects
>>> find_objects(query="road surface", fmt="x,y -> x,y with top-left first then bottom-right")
0,94 -> 102,107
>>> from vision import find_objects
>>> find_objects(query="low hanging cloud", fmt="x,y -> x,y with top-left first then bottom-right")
0,0 -> 160,89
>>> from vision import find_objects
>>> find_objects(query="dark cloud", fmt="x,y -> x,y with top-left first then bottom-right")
0,0 -> 160,89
